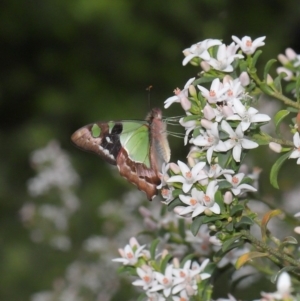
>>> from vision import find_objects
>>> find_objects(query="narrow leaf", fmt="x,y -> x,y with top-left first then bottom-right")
270,151 -> 292,189
150,238 -> 160,259
234,216 -> 253,229
235,251 -> 268,269
263,59 -> 277,81
191,216 -> 205,236
261,209 -> 282,241
274,110 -> 290,135
271,266 -> 296,284
221,235 -> 242,252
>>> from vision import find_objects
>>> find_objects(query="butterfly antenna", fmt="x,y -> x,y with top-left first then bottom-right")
163,115 -> 185,125
146,85 -> 153,109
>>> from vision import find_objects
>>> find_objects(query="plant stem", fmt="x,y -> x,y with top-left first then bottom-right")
240,230 -> 300,273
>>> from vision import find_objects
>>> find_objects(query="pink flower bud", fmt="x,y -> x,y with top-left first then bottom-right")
269,142 -> 282,153
187,155 -> 196,167
169,162 -> 180,174
201,118 -> 213,129
276,67 -> 293,81
224,191 -> 233,205
239,71 -> 250,86
277,54 -> 289,65
129,237 -> 139,248
294,226 -> 300,235
286,48 -> 297,60
222,105 -> 234,117
203,104 -> 216,120
144,217 -> 158,230
223,75 -> 233,84
189,84 -> 197,97
180,96 -> 192,111
172,257 -> 180,268
138,206 -> 152,218
200,61 -> 211,72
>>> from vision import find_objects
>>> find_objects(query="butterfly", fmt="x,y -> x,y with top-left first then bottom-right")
71,108 -> 170,200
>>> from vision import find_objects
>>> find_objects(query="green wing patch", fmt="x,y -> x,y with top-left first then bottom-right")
120,122 -> 150,167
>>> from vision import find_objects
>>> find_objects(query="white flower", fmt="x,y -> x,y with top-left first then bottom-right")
150,265 -> 173,297
145,291 -> 166,301
232,35 -> 266,55
164,78 -> 195,109
191,122 -> 227,163
172,290 -> 189,301
289,132 -> 300,164
132,265 -> 156,290
223,78 -> 245,101
208,43 -> 243,72
178,188 -> 205,218
198,78 -> 229,104
112,237 -> 146,265
269,142 -> 282,153
206,164 -> 234,180
182,39 -> 222,66
213,104 -> 235,122
161,187 -> 175,204
179,181 -> 220,217
167,160 -> 206,193
276,67 -> 293,81
261,272 -> 293,300
217,246 -> 248,268
179,117 -> 198,145
226,98 -> 271,131
223,173 -> 257,196
172,259 -> 211,296
221,121 -> 259,162
185,225 -> 221,255
157,163 -> 170,189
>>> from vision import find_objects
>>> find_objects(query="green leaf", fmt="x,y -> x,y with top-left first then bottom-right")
274,72 -> 289,93
180,254 -> 196,268
278,236 -> 298,251
194,76 -> 215,85
150,238 -> 160,259
261,209 -> 282,241
251,50 -> 262,68
225,222 -> 233,232
217,180 -> 232,190
296,74 -> 300,101
230,204 -> 244,216
271,266 -> 297,284
217,151 -> 231,169
234,216 -> 253,229
235,251 -> 268,269
160,253 -> 172,273
167,197 -> 182,211
214,190 -> 225,212
274,110 -> 290,135
221,236 -> 243,253
270,151 -> 292,189
178,218 -> 186,239
191,216 -> 205,236
263,59 -> 277,81
137,293 -> 146,301
251,132 -> 272,145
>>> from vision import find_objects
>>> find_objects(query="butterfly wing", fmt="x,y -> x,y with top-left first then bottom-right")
71,119 -> 161,199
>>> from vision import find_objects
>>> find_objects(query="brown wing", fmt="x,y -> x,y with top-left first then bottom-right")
71,123 -> 122,165
116,148 -> 160,200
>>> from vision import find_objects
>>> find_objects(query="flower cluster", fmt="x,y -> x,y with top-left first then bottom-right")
111,35 -> 300,300
113,238 -> 211,300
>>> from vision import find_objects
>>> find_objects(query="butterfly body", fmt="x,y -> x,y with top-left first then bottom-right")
71,108 -> 170,200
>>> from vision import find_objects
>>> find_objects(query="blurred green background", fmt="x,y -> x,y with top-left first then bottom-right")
1,0 -> 300,300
